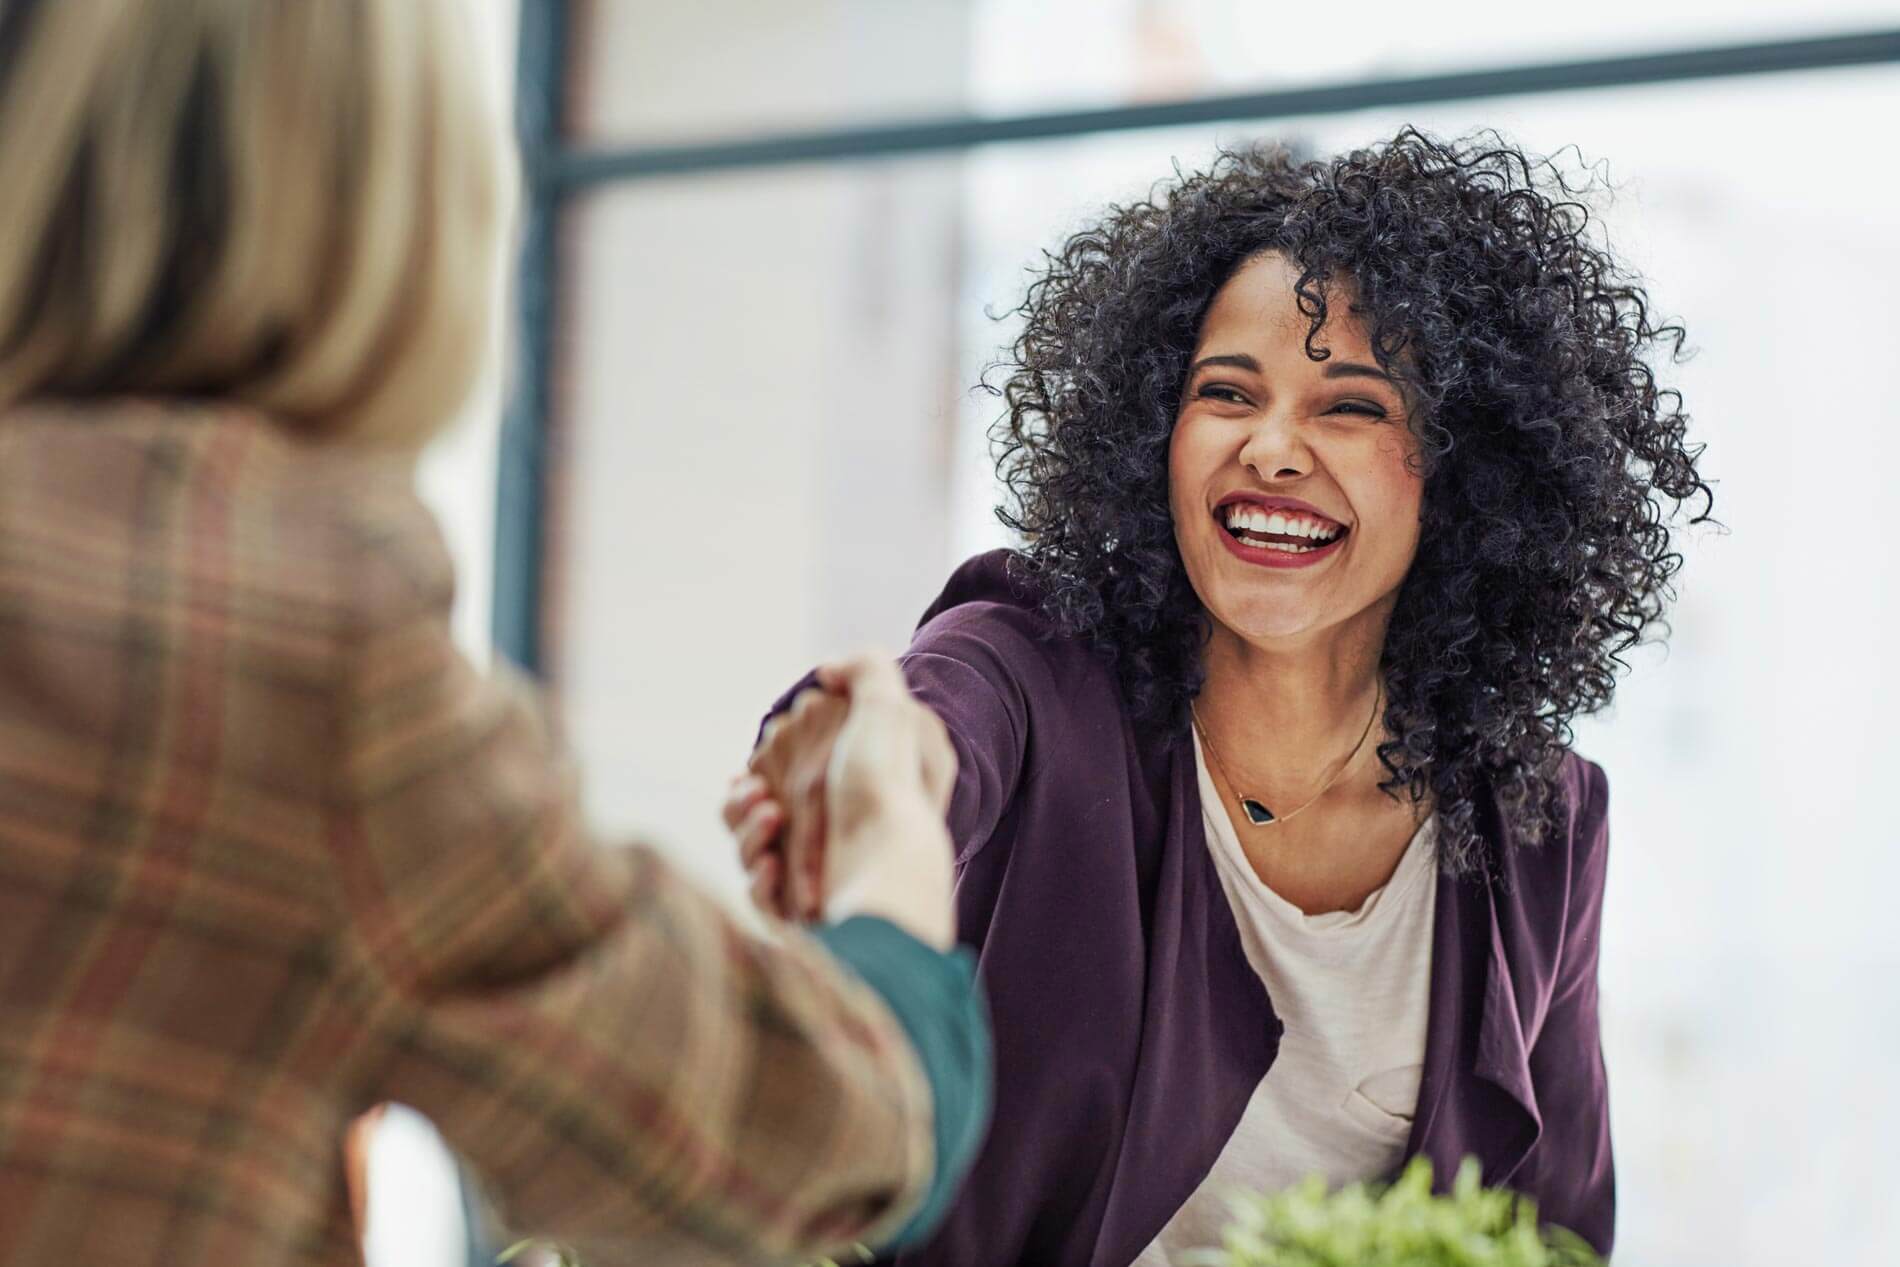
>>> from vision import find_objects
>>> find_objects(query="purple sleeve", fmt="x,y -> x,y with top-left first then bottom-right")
1523,759 -> 1616,1256
759,605 -> 1034,869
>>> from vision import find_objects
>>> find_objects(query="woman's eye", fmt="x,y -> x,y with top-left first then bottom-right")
1328,400 -> 1387,419
1198,385 -> 1248,404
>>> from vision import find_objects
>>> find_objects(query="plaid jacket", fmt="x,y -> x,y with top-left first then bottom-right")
0,403 -> 935,1266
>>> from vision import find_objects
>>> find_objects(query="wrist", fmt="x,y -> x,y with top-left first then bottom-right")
825,804 -> 956,950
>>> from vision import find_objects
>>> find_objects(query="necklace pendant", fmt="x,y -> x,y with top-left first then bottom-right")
1239,797 -> 1276,825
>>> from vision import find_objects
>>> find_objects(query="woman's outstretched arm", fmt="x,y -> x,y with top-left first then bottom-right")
331,500 -> 982,1266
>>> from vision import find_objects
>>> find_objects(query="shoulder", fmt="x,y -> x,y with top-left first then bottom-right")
1493,750 -> 1611,909
1557,751 -> 1610,869
0,399 -> 451,643
319,455 -> 456,635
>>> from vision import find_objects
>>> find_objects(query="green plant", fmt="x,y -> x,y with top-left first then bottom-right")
499,1161 -> 1597,1267
1181,1158 -> 1603,1267
498,1237 -> 874,1267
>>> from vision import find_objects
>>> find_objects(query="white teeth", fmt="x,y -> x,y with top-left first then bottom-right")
1222,504 -> 1345,542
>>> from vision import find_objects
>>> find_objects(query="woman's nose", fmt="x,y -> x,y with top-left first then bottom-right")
1237,410 -> 1312,481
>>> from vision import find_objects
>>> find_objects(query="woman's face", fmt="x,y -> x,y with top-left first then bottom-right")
1169,252 -> 1424,652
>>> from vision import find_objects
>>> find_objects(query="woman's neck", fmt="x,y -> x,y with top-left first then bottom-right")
1195,616 -> 1388,793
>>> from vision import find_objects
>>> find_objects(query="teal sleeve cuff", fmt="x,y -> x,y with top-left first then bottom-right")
810,916 -> 992,1252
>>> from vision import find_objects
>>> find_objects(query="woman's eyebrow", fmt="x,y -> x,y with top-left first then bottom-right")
1188,353 -> 1260,374
1322,360 -> 1396,383
1188,353 -> 1394,383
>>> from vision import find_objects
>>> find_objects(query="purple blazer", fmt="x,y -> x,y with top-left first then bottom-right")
773,550 -> 1614,1266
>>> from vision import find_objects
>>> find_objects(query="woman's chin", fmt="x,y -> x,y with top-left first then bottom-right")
1205,601 -> 1333,648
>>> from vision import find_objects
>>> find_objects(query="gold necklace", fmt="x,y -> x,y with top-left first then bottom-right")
1191,684 -> 1382,827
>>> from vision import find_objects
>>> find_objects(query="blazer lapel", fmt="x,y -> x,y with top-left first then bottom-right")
1408,807 -> 1542,1189
1089,727 -> 1281,1267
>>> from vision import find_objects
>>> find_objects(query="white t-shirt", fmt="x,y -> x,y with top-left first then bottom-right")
1133,736 -> 1438,1266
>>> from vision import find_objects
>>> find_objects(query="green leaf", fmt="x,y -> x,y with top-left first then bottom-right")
496,1242 -> 582,1267
1187,1157 -> 1605,1267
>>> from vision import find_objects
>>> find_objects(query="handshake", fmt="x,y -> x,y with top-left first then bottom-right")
723,654 -> 960,950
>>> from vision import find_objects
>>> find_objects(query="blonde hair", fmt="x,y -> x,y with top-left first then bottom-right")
0,0 -> 513,447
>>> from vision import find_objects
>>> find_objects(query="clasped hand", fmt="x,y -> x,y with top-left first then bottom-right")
723,655 -> 957,947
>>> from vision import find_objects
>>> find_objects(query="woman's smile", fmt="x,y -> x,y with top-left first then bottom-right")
1214,493 -> 1350,568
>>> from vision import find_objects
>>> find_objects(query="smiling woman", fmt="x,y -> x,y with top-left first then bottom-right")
993,132 -> 1712,872
732,128 -> 1712,1266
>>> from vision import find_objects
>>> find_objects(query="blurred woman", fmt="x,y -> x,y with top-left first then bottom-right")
0,2 -> 987,1264
733,130 -> 1712,1265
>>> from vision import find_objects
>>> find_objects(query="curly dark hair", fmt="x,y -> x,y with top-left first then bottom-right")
989,127 -> 1713,873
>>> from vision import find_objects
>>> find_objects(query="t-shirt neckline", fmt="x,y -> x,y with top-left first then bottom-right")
1192,729 -> 1437,935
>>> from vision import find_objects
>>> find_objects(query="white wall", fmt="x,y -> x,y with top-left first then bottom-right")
554,1 -> 973,905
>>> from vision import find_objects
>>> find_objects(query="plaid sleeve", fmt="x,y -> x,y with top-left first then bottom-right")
328,502 -> 937,1266
809,918 -> 991,1251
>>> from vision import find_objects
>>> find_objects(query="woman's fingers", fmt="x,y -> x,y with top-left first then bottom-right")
727,774 -> 787,880
803,834 -> 827,920
736,798 -> 784,867
724,772 -> 769,831
743,681 -> 857,924
747,854 -> 783,916
786,837 -> 813,920
788,815 -> 830,922
783,702 -> 844,919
